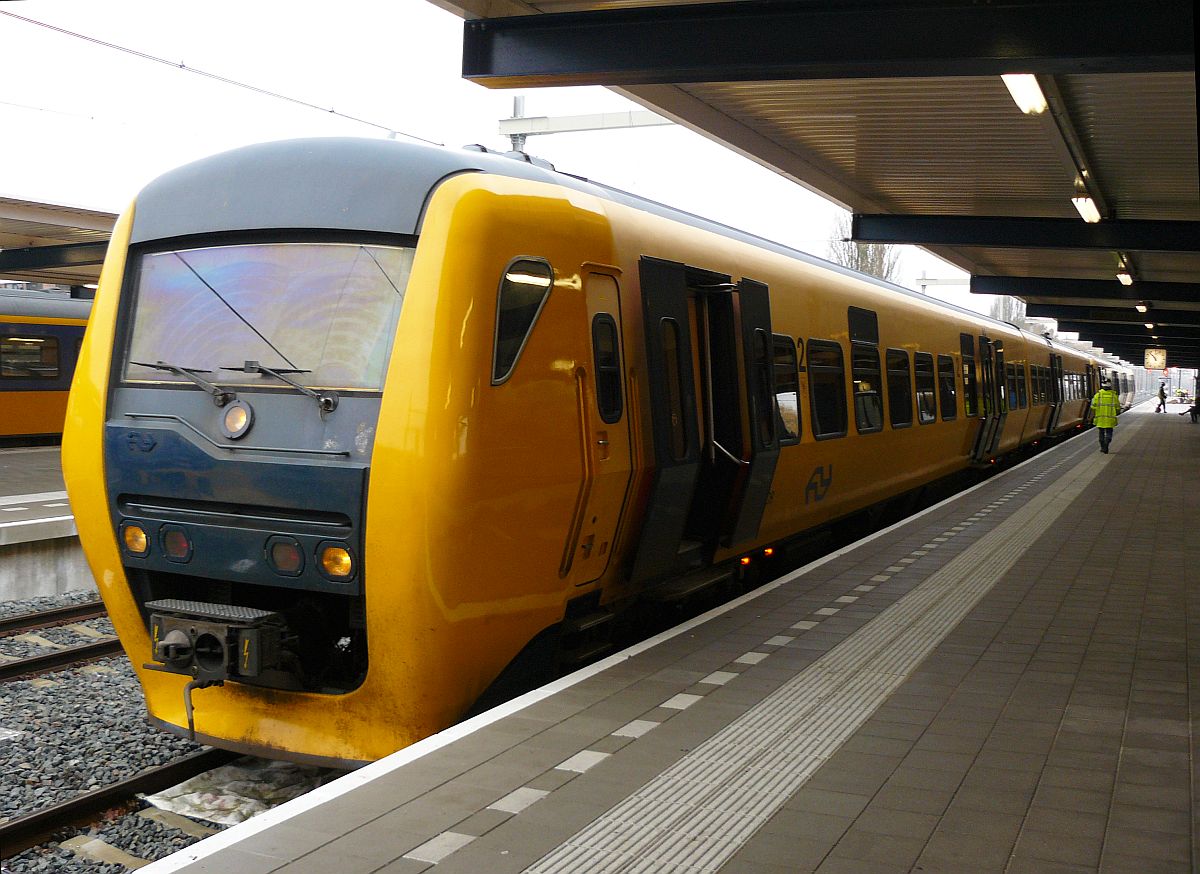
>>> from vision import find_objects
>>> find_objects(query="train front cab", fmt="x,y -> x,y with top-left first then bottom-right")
65,165 -> 649,765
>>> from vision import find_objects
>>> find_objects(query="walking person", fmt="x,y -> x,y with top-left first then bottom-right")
1091,378 -> 1120,453
1156,382 -> 1168,412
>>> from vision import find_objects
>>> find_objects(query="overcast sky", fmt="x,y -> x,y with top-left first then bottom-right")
1,0 -> 979,309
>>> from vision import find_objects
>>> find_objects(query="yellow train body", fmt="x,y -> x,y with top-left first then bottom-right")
1,305 -> 90,439
63,139 -> 1107,765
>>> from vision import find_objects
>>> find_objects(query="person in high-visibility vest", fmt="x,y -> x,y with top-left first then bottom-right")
1091,378 -> 1121,454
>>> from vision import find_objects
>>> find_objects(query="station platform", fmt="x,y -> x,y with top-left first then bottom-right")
0,446 -> 73,547
0,445 -> 90,599
143,403 -> 1197,874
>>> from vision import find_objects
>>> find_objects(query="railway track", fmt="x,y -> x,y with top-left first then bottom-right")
0,599 -> 106,636
0,748 -> 239,859
0,638 -> 126,683
0,600 -> 122,683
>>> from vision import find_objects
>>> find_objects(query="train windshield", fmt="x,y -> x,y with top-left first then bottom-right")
122,242 -> 413,391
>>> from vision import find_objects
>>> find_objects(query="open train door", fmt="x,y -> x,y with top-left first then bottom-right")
970,336 -> 1006,462
1046,353 -> 1065,432
628,258 -> 779,583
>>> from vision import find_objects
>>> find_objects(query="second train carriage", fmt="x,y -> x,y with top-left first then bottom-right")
64,138 -> 1111,765
1,290 -> 91,441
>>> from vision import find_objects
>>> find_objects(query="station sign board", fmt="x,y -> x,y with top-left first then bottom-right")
1144,348 -> 1167,370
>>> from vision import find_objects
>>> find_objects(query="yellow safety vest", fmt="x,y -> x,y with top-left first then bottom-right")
1091,389 -> 1120,428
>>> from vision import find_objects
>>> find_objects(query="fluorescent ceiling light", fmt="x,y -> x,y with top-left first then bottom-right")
1001,74 -> 1047,114
1071,195 -> 1101,223
1145,323 -> 1155,329
1134,303 -> 1148,313
1117,271 -> 1134,286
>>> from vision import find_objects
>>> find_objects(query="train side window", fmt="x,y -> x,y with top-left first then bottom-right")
591,314 -> 623,424
772,334 -> 801,445
959,333 -> 978,416
1016,364 -> 1028,409
914,352 -> 936,424
886,348 -> 913,428
0,334 -> 59,378
1005,363 -> 1018,409
660,319 -> 689,461
937,354 -> 957,420
851,342 -> 883,434
807,339 -> 847,439
492,258 -> 553,384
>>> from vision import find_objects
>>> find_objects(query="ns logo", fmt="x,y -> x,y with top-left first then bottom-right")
804,464 -> 833,504
126,431 -> 157,453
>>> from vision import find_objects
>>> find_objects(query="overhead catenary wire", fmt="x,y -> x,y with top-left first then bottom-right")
0,8 -> 441,146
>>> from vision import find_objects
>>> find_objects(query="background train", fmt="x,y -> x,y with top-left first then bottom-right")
1,289 -> 91,443
65,137 -> 1122,766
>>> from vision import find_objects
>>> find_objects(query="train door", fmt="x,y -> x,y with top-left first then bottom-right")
628,257 -> 779,583
970,336 -> 1006,462
1046,353 -> 1064,432
561,271 -> 635,586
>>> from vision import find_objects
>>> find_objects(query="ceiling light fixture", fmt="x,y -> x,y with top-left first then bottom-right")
1145,323 -> 1155,329
1001,74 -> 1048,115
1116,271 -> 1134,286
1134,303 -> 1148,313
1072,191 -> 1101,223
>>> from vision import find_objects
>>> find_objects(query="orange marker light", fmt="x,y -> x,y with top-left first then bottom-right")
763,547 -> 775,557
740,556 -> 752,566
321,545 -> 353,579
123,524 -> 149,556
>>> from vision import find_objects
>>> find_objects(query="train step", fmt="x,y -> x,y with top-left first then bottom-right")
643,566 -> 734,603
559,609 -> 615,667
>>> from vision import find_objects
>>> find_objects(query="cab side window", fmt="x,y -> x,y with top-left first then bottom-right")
492,258 -> 552,384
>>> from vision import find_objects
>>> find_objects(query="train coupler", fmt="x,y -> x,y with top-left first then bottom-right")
144,599 -> 284,684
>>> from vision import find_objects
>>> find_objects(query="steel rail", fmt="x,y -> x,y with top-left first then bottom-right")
0,639 -> 124,683
0,601 -> 107,636
0,747 -> 240,858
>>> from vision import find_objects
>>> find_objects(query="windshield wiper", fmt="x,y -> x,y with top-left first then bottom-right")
219,360 -> 338,414
131,361 -> 235,407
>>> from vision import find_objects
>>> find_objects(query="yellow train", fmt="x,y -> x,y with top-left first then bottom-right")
1,290 -> 91,442
64,138 -> 1114,766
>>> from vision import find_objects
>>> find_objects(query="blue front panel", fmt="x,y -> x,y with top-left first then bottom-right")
105,420 -> 368,596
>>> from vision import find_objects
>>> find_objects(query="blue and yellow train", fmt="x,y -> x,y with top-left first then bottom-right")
64,138 -> 1118,766
1,290 -> 90,442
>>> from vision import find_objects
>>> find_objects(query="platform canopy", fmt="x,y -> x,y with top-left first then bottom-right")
0,196 -> 115,289
438,0 -> 1199,367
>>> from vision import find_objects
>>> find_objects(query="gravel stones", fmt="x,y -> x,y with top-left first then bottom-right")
2,590 -> 218,872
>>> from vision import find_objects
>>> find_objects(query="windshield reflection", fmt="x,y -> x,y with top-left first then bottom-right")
124,242 -> 413,391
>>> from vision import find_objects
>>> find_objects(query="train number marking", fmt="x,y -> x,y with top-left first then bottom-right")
126,431 -> 157,452
805,465 -> 833,504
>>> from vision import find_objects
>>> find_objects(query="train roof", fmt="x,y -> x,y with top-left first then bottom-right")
0,289 -> 92,321
131,137 -> 1108,366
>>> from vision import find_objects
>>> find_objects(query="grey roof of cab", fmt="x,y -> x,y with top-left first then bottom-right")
128,137 -> 572,244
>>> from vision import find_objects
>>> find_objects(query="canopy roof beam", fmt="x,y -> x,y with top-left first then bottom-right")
971,276 -> 1200,303
0,241 -> 107,272
462,0 -> 1194,88
853,215 -> 1200,252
